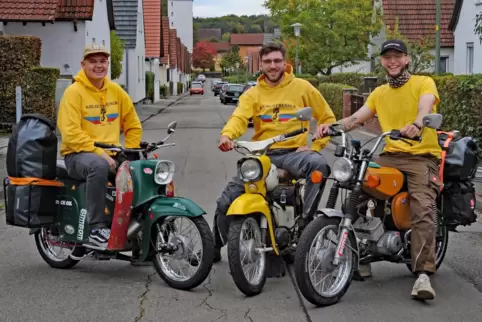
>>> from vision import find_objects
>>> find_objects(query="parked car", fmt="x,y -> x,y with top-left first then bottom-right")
190,82 -> 204,95
219,83 -> 230,102
192,81 -> 203,87
220,84 -> 245,104
213,81 -> 227,96
197,74 -> 206,83
211,80 -> 222,91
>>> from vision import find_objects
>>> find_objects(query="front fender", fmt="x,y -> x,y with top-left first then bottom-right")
227,194 -> 279,255
317,208 -> 345,218
139,197 -> 206,261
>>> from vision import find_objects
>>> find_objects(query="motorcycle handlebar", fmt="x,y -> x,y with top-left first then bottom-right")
285,128 -> 308,138
94,142 -> 119,149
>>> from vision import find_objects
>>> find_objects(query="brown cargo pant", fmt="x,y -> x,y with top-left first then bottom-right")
376,152 -> 442,274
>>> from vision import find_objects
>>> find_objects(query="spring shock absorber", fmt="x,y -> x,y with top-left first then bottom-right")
325,183 -> 339,209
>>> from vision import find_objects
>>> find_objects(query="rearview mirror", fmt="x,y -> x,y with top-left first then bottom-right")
296,107 -> 312,121
422,114 -> 443,129
167,121 -> 177,134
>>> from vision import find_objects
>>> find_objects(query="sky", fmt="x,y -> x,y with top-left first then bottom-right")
193,0 -> 270,18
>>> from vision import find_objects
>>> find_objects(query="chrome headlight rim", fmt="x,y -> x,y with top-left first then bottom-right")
154,160 -> 175,185
238,157 -> 263,182
332,157 -> 354,182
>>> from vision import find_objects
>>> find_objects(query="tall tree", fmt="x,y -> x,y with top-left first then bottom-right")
475,13 -> 482,44
264,0 -> 382,75
192,41 -> 217,71
110,31 -> 124,80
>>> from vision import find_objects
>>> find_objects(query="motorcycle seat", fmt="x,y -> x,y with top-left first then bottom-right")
277,169 -> 295,183
56,160 -> 70,179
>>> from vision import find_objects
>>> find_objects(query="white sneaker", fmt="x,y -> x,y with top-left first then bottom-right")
358,263 -> 372,278
411,273 -> 435,300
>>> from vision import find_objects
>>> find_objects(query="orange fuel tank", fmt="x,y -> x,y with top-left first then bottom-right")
362,164 -> 405,200
391,192 -> 412,230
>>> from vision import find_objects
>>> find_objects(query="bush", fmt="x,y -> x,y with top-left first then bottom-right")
177,82 -> 184,94
110,31 -> 124,80
24,67 -> 60,121
145,71 -> 155,100
318,83 -> 357,120
169,81 -> 173,95
318,72 -> 369,91
160,84 -> 168,98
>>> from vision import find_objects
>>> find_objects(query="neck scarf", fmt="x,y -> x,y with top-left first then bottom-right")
387,69 -> 411,88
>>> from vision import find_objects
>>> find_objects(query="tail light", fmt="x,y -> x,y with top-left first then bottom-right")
166,181 -> 175,197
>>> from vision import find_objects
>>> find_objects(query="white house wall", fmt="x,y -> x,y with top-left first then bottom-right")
4,21 -> 86,75
453,1 -> 482,74
85,0 -> 112,77
168,0 -> 193,52
129,0 -> 147,104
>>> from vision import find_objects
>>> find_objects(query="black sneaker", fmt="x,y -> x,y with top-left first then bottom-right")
89,228 -> 111,247
214,246 -> 222,263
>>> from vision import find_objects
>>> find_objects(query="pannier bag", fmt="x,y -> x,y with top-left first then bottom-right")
5,114 -> 60,228
438,133 -> 479,181
442,180 -> 477,227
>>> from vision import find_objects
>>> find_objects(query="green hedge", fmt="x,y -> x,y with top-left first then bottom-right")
25,67 -> 60,121
145,71 -> 155,100
177,82 -> 183,94
160,84 -> 168,98
223,74 -> 257,83
318,83 -> 357,120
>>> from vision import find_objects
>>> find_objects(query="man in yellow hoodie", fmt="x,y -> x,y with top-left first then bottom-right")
213,42 -> 336,276
57,44 -> 142,248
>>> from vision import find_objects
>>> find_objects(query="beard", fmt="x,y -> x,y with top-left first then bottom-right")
262,68 -> 284,83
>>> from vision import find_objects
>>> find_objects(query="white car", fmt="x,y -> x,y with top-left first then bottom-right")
197,74 -> 206,83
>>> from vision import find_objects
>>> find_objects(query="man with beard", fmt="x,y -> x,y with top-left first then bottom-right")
314,39 -> 442,301
57,44 -> 142,249
213,42 -> 336,277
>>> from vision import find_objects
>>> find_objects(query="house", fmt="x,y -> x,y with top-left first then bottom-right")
0,0 -> 115,77
112,0 -> 146,104
230,33 -> 265,61
331,0 -> 456,74
198,28 -> 222,41
159,16 -> 170,86
210,41 -> 231,71
143,0 -> 162,102
449,0 -> 482,74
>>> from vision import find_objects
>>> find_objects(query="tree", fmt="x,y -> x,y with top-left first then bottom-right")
222,32 -> 231,41
263,0 -> 383,75
192,41 -> 217,70
110,31 -> 124,80
220,45 -> 244,71
374,17 -> 435,74
475,13 -> 482,44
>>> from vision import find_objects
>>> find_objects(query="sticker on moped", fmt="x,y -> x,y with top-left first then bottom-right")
143,168 -> 153,174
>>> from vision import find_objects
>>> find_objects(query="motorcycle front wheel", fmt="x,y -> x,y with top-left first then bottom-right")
227,215 -> 267,296
294,216 -> 356,307
152,216 -> 214,291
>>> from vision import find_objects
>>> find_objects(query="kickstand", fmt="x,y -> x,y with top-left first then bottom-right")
352,270 -> 365,282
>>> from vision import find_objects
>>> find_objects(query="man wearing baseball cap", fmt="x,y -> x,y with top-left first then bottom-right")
57,44 -> 142,253
314,39 -> 442,301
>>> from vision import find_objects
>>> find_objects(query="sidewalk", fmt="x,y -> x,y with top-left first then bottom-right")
329,129 -> 482,213
0,93 -> 187,195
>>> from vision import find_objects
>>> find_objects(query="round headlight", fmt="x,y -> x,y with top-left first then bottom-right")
332,157 -> 354,182
154,161 -> 174,184
240,159 -> 262,181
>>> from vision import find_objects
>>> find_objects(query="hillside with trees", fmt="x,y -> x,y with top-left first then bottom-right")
194,14 -> 276,36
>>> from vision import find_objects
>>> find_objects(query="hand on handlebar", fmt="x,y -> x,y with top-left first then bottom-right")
400,123 -> 421,139
218,135 -> 234,152
100,152 -> 117,170
314,124 -> 333,139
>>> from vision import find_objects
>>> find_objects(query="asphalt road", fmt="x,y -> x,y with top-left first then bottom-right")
1,79 -> 481,321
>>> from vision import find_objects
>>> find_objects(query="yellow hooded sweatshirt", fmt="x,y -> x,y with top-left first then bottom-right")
221,64 -> 336,151
57,69 -> 142,156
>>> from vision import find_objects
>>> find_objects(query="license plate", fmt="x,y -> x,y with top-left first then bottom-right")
235,93 -> 239,97
233,97 -> 238,101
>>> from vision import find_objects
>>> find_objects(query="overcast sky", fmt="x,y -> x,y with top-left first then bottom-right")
193,0 -> 269,18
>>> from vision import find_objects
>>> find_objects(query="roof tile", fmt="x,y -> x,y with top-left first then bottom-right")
143,0 -> 161,58
230,33 -> 265,45
0,0 -> 95,21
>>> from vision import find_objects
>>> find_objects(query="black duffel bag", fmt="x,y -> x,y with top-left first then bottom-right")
442,180 -> 477,228
439,134 -> 479,181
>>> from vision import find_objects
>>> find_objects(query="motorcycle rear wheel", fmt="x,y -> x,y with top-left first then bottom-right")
294,216 -> 356,307
152,216 -> 214,291
35,227 -> 80,269
227,215 -> 267,296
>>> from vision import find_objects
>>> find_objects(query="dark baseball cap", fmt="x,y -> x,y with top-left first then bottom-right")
380,39 -> 408,55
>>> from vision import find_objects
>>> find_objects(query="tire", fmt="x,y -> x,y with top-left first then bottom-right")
35,228 -> 80,269
294,216 -> 356,307
152,216 -> 214,291
227,216 -> 267,296
405,214 -> 449,273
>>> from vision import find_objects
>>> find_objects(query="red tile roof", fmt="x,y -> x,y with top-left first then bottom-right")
160,16 -> 170,64
169,29 -> 178,68
230,33 -> 265,45
210,41 -> 231,52
143,0 -> 161,58
381,0 -> 455,47
0,0 -> 95,21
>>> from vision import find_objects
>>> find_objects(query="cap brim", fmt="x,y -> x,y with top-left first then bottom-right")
84,51 -> 110,59
380,47 -> 406,55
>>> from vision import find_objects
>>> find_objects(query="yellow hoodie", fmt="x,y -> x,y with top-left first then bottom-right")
57,69 -> 142,156
221,64 -> 336,151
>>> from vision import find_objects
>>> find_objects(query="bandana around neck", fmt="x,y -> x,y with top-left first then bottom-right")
387,70 -> 411,88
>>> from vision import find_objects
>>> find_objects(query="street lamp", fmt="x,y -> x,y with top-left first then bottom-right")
291,23 -> 302,75
244,56 -> 249,82
236,62 -> 240,81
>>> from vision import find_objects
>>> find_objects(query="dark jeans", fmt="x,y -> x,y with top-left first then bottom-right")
64,152 -> 110,231
213,149 -> 331,248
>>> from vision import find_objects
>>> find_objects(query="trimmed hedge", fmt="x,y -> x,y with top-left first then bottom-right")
318,83 -> 357,120
177,81 -> 183,94
145,71 -> 155,100
223,74 -> 257,83
24,67 -> 60,122
160,84 -> 168,98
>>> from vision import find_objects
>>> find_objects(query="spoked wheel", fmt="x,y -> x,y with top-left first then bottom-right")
227,216 -> 267,296
152,216 -> 214,290
406,211 -> 449,273
294,217 -> 356,307
35,227 -> 80,269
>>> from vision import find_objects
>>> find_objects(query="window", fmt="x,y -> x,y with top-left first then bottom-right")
466,42 -> 474,74
439,57 -> 448,74
171,11 -> 173,16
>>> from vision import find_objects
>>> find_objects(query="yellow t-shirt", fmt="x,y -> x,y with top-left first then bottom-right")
364,75 -> 442,158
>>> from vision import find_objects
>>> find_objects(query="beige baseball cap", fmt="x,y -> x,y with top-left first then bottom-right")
83,43 -> 110,59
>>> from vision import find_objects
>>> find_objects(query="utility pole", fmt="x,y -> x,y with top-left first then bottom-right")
435,0 -> 441,75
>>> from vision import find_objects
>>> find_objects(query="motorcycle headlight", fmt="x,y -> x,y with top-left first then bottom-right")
239,158 -> 262,182
154,160 -> 175,185
332,157 -> 354,182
